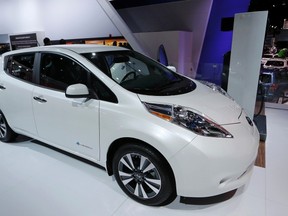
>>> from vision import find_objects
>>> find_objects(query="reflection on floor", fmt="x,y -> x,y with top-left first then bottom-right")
0,107 -> 287,216
255,141 -> 265,168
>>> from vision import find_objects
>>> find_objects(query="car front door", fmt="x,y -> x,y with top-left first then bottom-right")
32,53 -> 100,160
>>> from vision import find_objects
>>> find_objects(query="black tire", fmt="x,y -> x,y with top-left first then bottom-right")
0,110 -> 16,142
113,143 -> 176,206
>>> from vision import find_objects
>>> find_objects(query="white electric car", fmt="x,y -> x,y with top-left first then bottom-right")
0,45 -> 259,206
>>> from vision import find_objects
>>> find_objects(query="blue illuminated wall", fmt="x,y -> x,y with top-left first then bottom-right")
197,0 -> 251,85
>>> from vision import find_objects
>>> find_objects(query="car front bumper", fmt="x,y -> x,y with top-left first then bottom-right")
169,113 -> 260,197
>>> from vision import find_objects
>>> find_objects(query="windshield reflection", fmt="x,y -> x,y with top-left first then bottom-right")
82,50 -> 196,96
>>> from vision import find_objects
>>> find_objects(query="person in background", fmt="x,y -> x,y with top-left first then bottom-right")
43,37 -> 51,46
59,39 -> 66,44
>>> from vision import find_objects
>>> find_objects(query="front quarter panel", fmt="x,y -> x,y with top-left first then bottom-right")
98,91 -> 197,167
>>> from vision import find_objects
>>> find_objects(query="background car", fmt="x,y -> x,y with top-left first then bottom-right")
259,70 -> 288,103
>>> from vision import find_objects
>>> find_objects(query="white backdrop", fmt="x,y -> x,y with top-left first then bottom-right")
228,11 -> 268,119
0,0 -> 121,40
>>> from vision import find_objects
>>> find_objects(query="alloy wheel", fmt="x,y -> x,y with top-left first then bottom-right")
0,114 -> 7,138
117,153 -> 162,199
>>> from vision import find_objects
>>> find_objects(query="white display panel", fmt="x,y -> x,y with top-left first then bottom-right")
97,0 -> 146,54
228,11 -> 268,119
134,31 -> 193,76
0,0 -> 121,40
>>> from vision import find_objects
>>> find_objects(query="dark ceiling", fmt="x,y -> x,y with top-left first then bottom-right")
249,0 -> 288,29
111,0 -> 288,29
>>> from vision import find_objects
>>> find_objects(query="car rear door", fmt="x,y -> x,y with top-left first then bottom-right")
0,53 -> 38,137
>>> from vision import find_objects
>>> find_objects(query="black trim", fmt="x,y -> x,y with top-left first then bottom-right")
65,93 -> 90,99
33,52 -> 41,84
180,189 -> 237,205
31,139 -> 106,171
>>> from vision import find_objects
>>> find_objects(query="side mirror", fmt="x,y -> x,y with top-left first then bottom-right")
65,83 -> 90,98
167,66 -> 176,72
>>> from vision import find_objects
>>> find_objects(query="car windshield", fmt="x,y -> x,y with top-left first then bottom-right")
82,50 -> 196,96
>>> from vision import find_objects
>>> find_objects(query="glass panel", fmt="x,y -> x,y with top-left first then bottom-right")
40,53 -> 87,91
83,50 -> 196,96
6,54 -> 34,82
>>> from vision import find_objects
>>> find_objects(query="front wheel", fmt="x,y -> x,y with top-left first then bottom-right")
0,111 -> 16,142
113,143 -> 176,206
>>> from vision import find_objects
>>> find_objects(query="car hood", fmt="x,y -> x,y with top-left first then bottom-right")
137,82 -> 243,125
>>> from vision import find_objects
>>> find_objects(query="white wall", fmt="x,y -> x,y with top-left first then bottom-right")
0,0 -> 121,41
134,31 -> 193,76
116,0 -> 213,77
0,0 -> 212,77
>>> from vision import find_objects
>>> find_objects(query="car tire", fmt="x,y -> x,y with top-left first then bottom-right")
113,143 -> 176,206
0,110 -> 16,142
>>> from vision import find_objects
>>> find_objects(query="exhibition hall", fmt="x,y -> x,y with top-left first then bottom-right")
0,0 -> 288,215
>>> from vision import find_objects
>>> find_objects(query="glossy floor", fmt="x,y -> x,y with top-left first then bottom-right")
0,107 -> 287,216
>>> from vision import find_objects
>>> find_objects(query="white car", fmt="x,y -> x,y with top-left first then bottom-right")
0,45 -> 259,206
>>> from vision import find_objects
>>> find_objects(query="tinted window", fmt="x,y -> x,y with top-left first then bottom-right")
91,75 -> 118,103
6,53 -> 35,82
40,53 -> 117,103
40,53 -> 87,91
82,53 -> 111,77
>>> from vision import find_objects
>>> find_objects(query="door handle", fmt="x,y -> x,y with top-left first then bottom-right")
0,85 -> 6,90
33,96 -> 47,103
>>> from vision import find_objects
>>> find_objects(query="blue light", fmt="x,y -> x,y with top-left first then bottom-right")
197,0 -> 251,85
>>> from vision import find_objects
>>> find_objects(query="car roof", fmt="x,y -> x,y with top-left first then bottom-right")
3,44 -> 128,56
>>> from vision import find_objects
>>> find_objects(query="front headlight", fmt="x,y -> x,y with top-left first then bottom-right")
143,102 -> 233,138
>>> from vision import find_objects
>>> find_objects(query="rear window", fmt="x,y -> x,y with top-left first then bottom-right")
5,53 -> 35,82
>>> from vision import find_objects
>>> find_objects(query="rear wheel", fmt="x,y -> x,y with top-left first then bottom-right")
113,143 -> 176,206
0,111 -> 16,142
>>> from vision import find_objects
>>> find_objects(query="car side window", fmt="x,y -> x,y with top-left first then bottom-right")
6,54 -> 35,82
40,53 -> 88,91
91,74 -> 118,103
